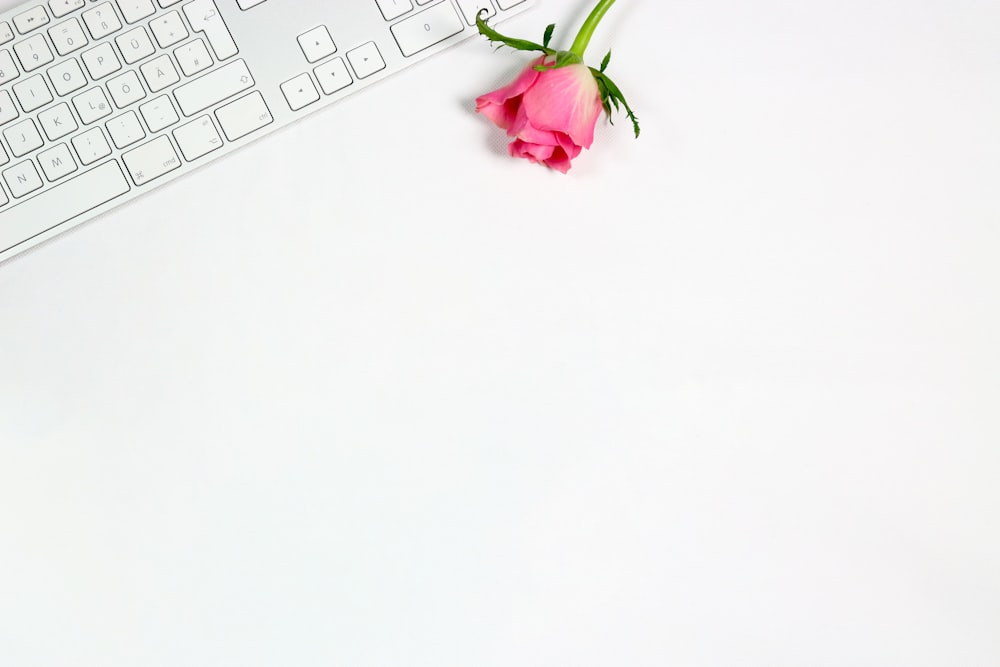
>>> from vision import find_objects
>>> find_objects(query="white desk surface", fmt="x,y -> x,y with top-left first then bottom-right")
2,1 -> 999,665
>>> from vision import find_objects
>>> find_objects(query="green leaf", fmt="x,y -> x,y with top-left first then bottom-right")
590,68 -> 641,138
543,23 -> 555,49
600,50 -> 611,73
477,11 -> 553,55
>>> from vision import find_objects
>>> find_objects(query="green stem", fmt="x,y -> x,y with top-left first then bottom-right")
568,0 -> 617,58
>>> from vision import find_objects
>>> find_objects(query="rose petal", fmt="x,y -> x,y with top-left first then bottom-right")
520,64 -> 603,149
475,59 -> 544,131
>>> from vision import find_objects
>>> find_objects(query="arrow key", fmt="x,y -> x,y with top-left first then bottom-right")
347,42 -> 385,79
280,73 -> 319,111
297,25 -> 335,63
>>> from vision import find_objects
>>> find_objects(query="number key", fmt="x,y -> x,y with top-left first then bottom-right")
48,18 -> 88,56
13,34 -> 54,72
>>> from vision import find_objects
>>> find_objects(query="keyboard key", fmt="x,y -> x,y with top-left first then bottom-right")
49,0 -> 86,19
149,10 -> 187,48
297,25 -> 335,64
390,3 -> 464,57
236,0 -> 268,9
0,90 -> 19,126
14,34 -> 55,71
495,0 -> 526,8
139,95 -> 179,132
0,160 -> 130,254
184,0 -> 238,60
106,110 -> 146,148
48,18 -> 88,56
173,114 -> 222,160
118,0 -> 156,24
347,42 -> 385,79
13,73 -> 53,112
173,58 -> 253,116
122,134 -> 181,185
0,22 -> 14,45
82,2 -> 122,40
376,0 -> 413,21
71,126 -> 112,164
0,50 -> 19,84
314,57 -> 352,95
107,70 -> 146,108
81,41 -> 122,79
72,86 -> 113,123
13,6 -> 49,35
215,90 -> 272,141
3,159 -> 43,197
280,73 -> 318,111
174,38 -> 212,76
38,142 -> 77,181
38,101 -> 77,140
139,53 -> 179,92
455,0 -> 496,25
3,118 -> 43,157
116,26 -> 155,64
47,57 -> 87,95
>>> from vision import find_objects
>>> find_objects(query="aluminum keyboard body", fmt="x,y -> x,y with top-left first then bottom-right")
0,0 -> 535,263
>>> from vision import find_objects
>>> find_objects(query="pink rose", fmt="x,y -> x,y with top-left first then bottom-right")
474,1 -> 639,173
476,57 -> 604,173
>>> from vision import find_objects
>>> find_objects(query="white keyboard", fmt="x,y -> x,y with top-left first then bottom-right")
0,0 -> 535,263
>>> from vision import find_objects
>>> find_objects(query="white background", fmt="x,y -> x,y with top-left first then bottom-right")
2,0 -> 999,665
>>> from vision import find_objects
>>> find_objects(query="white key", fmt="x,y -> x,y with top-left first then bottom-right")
38,143 -> 77,181
121,135 -> 181,185
297,26 -> 335,63
236,0 -> 267,9
173,114 -> 222,161
47,57 -> 87,95
184,0 -> 238,60
14,34 -> 54,71
115,26 -> 155,64
0,22 -> 14,45
48,18 -> 88,56
375,0 -> 413,21
71,126 -> 112,164
107,70 -> 146,108
3,118 -> 43,157
346,42 -> 385,79
0,50 -> 19,84
0,184 -> 7,206
139,95 -> 179,132
495,0 -> 526,8
390,3 -> 464,57
0,90 -> 19,126
3,160 -> 43,198
314,57 -> 352,95
118,0 -> 156,24
139,54 -> 179,92
13,73 -> 52,112
454,0 -> 495,25
38,102 -> 78,140
0,144 -> 8,167
72,86 -> 113,124
49,0 -> 86,19
82,3 -> 122,40
158,0 -> 184,6
174,39 -> 211,76
280,73 -> 318,111
215,91 -> 272,141
149,10 -> 187,48
106,110 -> 145,148
173,58 -> 253,116
0,161 -> 130,255
81,42 -> 121,79
13,7 -> 49,35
